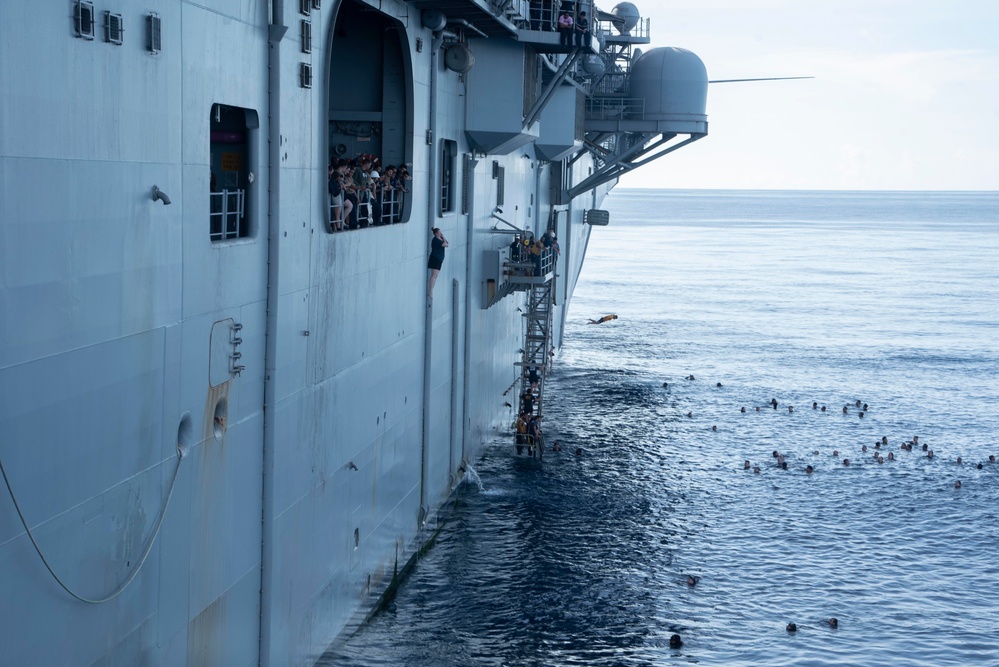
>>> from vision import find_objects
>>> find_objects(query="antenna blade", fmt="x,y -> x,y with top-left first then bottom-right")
708,76 -> 815,84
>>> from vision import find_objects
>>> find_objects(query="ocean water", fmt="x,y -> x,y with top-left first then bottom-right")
324,190 -> 999,666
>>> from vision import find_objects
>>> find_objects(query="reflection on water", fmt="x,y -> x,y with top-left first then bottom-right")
324,192 -> 999,667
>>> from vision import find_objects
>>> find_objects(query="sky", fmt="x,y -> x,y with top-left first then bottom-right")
616,0 -> 999,190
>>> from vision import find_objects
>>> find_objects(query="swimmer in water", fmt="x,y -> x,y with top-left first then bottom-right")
755,406 -> 761,412
788,405 -> 794,413
662,382 -> 668,388
711,425 -> 717,432
863,403 -> 869,411
575,447 -> 583,456
956,456 -> 962,464
771,398 -> 778,408
927,450 -> 934,459
990,455 -> 996,463
552,441 -> 562,452
881,436 -> 888,446
753,466 -> 760,473
686,575 -> 700,586
855,400 -> 861,408
687,375 -> 696,381
805,465 -> 814,474
888,452 -> 895,461
825,618 -> 839,629
686,411 -> 693,418
913,436 -> 920,446
744,460 -> 751,470
833,450 -> 839,457
977,463 -> 983,469
773,451 -> 779,458
716,382 -> 723,387
922,443 -> 928,452
859,411 -> 864,418
813,450 -> 820,455
813,401 -> 818,409
843,458 -> 851,466
954,480 -> 961,488
821,405 -> 827,412
786,622 -> 798,632
878,456 -> 884,464
669,634 -> 683,648
741,406 -> 747,413
862,445 -> 868,453
587,314 -> 618,325
843,405 -> 848,414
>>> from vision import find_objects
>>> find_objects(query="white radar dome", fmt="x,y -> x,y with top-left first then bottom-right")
611,2 -> 640,35
628,47 -> 708,129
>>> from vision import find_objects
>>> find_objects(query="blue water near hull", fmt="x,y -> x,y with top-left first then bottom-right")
323,190 -> 999,666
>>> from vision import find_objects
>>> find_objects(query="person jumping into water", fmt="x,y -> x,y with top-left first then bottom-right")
587,314 -> 618,324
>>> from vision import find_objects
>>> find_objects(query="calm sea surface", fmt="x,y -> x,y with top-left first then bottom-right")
325,190 -> 999,666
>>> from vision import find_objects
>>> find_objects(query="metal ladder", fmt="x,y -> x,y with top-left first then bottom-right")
516,269 -> 555,458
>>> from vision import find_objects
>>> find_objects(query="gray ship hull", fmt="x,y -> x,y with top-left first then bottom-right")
0,0 -> 705,663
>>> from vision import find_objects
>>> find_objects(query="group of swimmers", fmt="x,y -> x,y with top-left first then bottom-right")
723,396 -> 996,486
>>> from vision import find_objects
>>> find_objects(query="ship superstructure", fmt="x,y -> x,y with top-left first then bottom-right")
0,0 -> 707,663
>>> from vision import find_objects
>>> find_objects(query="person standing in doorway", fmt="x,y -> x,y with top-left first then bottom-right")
427,227 -> 448,298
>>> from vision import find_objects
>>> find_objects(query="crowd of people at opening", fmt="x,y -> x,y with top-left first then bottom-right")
328,153 -> 411,231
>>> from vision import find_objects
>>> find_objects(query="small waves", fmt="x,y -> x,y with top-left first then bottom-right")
327,193 -> 999,666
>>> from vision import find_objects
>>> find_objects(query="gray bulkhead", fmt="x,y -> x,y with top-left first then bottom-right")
0,0 -> 602,664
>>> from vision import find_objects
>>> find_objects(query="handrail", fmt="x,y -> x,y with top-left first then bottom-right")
209,188 -> 246,241
329,189 -> 405,231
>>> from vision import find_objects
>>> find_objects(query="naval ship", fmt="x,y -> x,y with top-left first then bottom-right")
0,0 -> 707,663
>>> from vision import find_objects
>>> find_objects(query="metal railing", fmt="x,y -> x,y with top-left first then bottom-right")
210,189 -> 246,241
594,16 -> 650,40
585,97 -> 645,120
380,188 -> 403,224
328,189 -> 406,231
515,0 -> 594,33
508,235 -> 556,278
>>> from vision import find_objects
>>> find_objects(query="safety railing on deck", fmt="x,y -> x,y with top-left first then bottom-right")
508,234 -> 556,279
210,189 -> 246,241
328,190 -> 406,231
380,188 -> 403,224
515,0 -> 595,33
585,97 -> 645,120
594,16 -> 650,40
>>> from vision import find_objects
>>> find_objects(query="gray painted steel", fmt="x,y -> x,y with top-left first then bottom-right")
0,0 -> 704,664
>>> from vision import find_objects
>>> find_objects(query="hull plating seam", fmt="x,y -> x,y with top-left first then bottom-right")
0,452 -> 184,604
